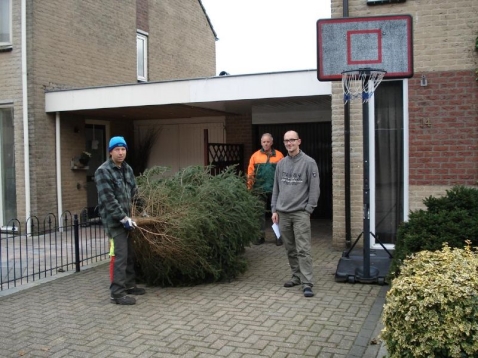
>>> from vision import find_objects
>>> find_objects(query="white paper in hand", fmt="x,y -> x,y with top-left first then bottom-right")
272,223 -> 280,238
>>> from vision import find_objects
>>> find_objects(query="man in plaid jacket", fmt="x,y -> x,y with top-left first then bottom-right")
95,136 -> 145,305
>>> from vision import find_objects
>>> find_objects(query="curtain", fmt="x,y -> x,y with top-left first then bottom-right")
374,81 -> 404,244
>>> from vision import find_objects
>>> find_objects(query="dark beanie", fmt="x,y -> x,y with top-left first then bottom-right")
108,136 -> 128,152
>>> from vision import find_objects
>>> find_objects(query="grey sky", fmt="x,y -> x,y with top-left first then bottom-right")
202,0 -> 331,75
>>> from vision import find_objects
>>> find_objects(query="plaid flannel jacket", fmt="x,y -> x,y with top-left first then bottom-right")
94,158 -> 138,238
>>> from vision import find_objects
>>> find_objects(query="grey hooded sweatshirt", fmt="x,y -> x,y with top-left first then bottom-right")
271,150 -> 320,214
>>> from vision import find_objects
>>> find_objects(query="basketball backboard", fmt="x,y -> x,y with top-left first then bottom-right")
317,15 -> 413,81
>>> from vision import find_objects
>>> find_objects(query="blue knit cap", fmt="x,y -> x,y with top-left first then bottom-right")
108,136 -> 128,152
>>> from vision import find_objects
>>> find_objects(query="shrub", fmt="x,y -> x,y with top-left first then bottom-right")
131,165 -> 264,286
381,243 -> 478,357
389,186 -> 478,278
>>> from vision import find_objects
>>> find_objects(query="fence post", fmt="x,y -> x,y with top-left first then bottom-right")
74,214 -> 81,272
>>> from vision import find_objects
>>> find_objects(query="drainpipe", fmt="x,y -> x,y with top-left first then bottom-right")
343,0 -> 352,248
21,0 -> 31,230
56,112 -> 63,223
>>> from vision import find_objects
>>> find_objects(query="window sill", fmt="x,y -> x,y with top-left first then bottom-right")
367,0 -> 406,5
0,45 -> 13,52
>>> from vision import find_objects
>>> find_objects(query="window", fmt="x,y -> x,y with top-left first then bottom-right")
0,0 -> 11,47
137,31 -> 148,82
373,81 -> 405,245
0,106 -> 16,225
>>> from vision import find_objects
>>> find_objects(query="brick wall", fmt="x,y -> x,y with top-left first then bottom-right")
225,115 -> 253,173
330,0 -> 478,248
136,0 -> 149,33
332,87 -> 367,247
60,115 -> 91,214
28,0 -> 138,216
1,0 -> 217,219
409,70 -> 477,186
150,1 -> 216,81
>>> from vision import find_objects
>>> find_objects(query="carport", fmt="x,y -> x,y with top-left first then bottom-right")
45,69 -> 332,219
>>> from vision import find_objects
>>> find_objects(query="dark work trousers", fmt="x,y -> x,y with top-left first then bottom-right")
110,230 -> 136,298
278,210 -> 313,289
260,192 -> 272,237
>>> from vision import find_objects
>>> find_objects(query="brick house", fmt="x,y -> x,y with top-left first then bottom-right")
3,0 -> 477,253
329,0 -> 478,248
0,0 -> 217,225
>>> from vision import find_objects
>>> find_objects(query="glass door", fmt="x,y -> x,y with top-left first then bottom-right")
372,81 -> 405,245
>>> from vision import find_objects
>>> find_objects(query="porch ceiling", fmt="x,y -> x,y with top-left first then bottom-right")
65,103 -> 231,120
59,95 -> 331,120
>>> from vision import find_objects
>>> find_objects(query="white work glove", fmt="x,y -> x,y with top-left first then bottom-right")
120,216 -> 137,231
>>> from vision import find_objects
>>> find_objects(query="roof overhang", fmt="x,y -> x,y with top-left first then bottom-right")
45,70 -> 332,120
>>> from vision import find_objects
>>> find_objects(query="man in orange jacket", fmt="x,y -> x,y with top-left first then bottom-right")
247,133 -> 284,245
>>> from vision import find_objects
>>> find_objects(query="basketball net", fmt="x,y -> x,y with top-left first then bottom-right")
341,68 -> 386,104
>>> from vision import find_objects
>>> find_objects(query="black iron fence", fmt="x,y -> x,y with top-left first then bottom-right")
0,209 -> 109,292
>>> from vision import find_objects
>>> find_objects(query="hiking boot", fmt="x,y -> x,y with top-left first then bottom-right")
283,278 -> 300,288
253,237 -> 265,245
126,287 -> 146,295
276,237 -> 283,246
110,295 -> 136,305
303,287 -> 314,298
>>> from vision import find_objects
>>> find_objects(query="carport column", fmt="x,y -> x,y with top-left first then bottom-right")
22,0 -> 31,231
56,112 -> 63,230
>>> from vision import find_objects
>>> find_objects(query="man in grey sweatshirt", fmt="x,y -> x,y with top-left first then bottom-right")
271,130 -> 320,298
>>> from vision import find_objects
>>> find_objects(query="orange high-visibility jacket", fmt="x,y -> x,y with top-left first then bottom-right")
247,148 -> 284,192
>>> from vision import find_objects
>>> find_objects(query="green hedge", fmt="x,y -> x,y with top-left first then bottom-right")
381,243 -> 478,357
389,186 -> 478,278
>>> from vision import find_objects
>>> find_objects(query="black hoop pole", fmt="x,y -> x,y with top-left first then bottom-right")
362,96 -> 371,279
336,68 -> 388,284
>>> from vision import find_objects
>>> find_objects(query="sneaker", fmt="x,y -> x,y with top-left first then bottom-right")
253,237 -> 265,245
110,295 -> 136,305
283,279 -> 300,288
126,287 -> 146,295
303,287 -> 314,298
276,238 -> 283,246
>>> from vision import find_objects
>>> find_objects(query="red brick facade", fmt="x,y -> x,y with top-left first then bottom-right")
409,70 -> 478,186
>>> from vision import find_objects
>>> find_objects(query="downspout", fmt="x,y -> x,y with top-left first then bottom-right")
21,0 -> 31,229
56,112 -> 63,223
343,0 -> 352,248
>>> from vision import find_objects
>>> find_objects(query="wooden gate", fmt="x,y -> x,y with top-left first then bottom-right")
204,129 -> 244,176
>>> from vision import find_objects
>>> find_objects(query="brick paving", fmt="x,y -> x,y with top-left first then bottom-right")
0,220 -> 386,357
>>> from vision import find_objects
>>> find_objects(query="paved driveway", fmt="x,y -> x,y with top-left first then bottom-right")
0,220 -> 386,357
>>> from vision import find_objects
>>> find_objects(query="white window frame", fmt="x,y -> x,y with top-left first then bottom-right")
137,30 -> 148,82
369,78 -> 409,251
0,0 -> 12,48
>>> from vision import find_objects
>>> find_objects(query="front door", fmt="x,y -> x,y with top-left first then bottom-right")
85,123 -> 107,217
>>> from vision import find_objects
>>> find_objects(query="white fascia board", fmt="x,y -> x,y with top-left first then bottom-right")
190,71 -> 331,102
45,70 -> 331,113
45,81 -> 190,112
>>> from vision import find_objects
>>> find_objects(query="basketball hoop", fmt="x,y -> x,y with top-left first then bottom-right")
341,68 -> 386,104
